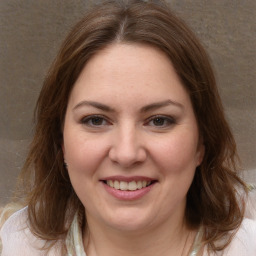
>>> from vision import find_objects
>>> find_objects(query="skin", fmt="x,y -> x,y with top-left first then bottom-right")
63,43 -> 205,256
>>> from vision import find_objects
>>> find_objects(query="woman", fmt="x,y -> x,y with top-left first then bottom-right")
0,0 -> 255,255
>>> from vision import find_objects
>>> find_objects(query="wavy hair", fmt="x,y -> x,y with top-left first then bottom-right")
15,0 -> 246,252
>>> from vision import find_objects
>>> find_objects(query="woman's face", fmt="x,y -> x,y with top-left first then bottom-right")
63,43 -> 204,232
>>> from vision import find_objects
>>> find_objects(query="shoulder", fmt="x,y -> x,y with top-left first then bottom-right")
236,218 -> 256,245
0,206 -> 28,233
222,218 -> 256,256
0,207 -> 62,256
244,184 -> 256,220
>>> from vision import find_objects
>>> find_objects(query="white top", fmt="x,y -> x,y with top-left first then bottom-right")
1,189 -> 256,255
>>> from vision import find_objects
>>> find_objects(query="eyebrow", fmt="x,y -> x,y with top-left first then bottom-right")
140,99 -> 184,112
73,99 -> 183,112
73,101 -> 115,112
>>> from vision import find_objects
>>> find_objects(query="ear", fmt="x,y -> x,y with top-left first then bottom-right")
196,142 -> 205,167
62,142 -> 66,160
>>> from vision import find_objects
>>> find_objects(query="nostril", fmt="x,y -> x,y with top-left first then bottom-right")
108,145 -> 147,168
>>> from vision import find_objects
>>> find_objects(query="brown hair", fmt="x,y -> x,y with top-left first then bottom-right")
16,0 -> 246,252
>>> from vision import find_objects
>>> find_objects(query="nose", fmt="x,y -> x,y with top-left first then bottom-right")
108,124 -> 147,168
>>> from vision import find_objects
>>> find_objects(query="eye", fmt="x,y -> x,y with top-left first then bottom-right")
80,115 -> 110,127
146,115 -> 176,128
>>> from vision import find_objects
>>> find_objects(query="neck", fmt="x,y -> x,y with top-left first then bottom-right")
83,212 -> 197,256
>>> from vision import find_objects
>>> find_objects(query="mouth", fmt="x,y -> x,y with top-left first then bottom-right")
103,180 -> 156,191
100,176 -> 157,200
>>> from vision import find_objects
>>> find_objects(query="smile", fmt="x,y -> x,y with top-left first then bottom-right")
101,176 -> 157,200
105,180 -> 153,191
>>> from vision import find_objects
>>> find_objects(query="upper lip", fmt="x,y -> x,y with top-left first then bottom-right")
100,175 -> 156,182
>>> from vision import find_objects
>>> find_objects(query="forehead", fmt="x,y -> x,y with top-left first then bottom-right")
68,43 -> 191,110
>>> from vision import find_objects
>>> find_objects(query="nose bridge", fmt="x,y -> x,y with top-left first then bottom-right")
120,122 -> 137,152
109,120 -> 146,167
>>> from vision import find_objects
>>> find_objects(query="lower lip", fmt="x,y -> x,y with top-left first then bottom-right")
102,182 -> 155,200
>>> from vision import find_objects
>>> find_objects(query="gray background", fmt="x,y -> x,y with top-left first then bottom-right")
0,0 -> 255,205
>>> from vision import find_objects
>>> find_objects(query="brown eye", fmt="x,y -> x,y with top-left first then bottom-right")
90,117 -> 104,125
81,115 -> 109,127
152,117 -> 166,126
146,115 -> 176,128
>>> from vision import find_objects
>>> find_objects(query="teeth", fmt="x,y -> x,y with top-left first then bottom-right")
120,181 -> 128,191
106,180 -> 152,191
128,181 -> 137,191
137,181 -> 142,189
114,180 -> 120,189
108,180 -> 114,187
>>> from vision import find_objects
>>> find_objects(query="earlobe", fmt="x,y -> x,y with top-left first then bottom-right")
61,144 -> 68,168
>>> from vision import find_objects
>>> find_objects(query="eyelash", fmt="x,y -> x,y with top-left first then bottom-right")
80,115 -> 176,128
80,115 -> 111,127
145,115 -> 176,128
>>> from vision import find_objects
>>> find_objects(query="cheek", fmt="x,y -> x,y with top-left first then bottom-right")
63,133 -> 108,176
150,132 -> 200,173
63,136 -> 108,203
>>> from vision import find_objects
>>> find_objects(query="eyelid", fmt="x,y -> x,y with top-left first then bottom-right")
144,115 -> 176,127
80,114 -> 112,127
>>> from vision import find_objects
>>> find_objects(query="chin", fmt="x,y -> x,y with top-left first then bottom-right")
103,209 -> 155,232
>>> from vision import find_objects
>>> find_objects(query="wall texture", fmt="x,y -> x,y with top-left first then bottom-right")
0,0 -> 255,205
